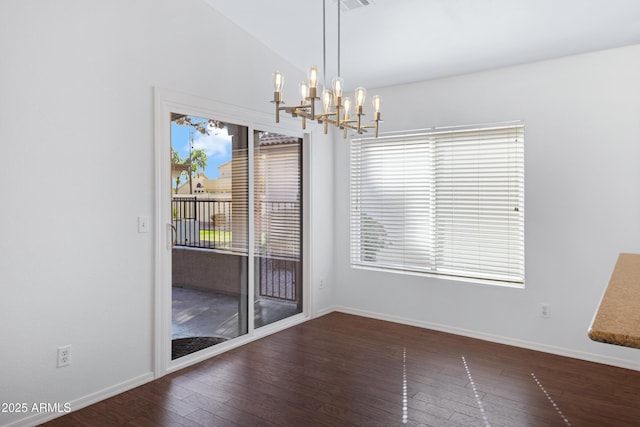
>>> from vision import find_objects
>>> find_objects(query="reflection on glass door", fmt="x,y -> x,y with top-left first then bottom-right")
170,114 -> 248,359
253,131 -> 303,328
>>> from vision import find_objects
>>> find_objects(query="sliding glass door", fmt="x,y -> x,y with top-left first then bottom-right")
167,114 -> 303,360
253,131 -> 303,328
170,115 -> 249,359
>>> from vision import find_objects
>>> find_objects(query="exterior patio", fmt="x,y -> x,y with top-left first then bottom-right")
172,244 -> 301,358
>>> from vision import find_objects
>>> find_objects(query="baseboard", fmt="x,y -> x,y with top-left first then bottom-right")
314,305 -> 339,318
331,306 -> 640,372
4,372 -> 154,427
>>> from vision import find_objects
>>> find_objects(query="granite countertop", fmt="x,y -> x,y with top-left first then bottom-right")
588,253 -> 640,349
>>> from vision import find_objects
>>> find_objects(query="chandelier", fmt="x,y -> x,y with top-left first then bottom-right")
271,0 -> 382,138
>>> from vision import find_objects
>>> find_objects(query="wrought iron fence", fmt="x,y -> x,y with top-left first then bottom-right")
171,197 -> 232,249
256,255 -> 300,302
172,197 -> 300,302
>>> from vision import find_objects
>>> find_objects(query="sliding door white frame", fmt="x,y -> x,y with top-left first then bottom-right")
153,87 -> 311,378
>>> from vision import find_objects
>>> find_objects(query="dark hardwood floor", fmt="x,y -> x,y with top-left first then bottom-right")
42,312 -> 640,426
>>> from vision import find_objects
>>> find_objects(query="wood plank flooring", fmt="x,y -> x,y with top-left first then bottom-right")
42,312 -> 640,426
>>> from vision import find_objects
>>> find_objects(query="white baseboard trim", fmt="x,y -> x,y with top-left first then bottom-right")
314,305 -> 339,318
331,306 -> 640,372
5,372 -> 155,427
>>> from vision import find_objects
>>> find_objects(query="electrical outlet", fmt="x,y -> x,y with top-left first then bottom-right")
319,278 -> 325,289
540,303 -> 550,318
57,345 -> 71,368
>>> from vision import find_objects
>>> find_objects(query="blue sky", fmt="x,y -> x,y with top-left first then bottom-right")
171,116 -> 232,179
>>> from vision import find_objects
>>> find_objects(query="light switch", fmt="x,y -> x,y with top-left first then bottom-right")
138,216 -> 149,233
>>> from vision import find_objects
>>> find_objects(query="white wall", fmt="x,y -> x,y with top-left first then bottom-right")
0,1 -> 334,426
309,130 -> 336,314
333,44 -> 640,369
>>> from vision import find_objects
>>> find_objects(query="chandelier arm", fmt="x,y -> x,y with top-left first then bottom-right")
358,121 -> 380,137
279,104 -> 315,120
281,104 -> 312,111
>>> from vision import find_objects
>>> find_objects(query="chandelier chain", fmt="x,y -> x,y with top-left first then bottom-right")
337,0 -> 341,77
323,0 -> 327,87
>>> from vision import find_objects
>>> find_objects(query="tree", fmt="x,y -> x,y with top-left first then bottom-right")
171,148 -> 208,193
171,148 -> 182,164
171,114 -> 223,136
189,148 -> 207,177
171,149 -> 188,194
171,114 -> 218,192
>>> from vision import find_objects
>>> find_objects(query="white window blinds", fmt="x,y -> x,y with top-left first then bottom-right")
350,124 -> 524,285
254,134 -> 302,259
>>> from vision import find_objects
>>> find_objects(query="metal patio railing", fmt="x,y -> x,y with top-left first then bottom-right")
172,197 -> 300,302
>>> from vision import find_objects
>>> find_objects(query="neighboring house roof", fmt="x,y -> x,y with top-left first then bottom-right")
259,132 -> 300,146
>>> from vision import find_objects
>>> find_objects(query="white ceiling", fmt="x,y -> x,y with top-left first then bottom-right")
204,0 -> 640,90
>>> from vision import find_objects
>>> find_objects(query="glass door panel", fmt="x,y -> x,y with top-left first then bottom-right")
253,130 -> 303,328
170,114 -> 248,359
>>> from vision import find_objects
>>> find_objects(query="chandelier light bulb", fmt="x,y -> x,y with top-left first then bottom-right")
332,76 -> 344,99
372,95 -> 382,113
308,66 -> 319,89
343,97 -> 352,119
299,82 -> 309,101
322,88 -> 333,113
273,71 -> 284,92
355,87 -> 366,107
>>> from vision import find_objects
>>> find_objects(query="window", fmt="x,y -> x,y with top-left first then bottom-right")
350,123 -> 524,285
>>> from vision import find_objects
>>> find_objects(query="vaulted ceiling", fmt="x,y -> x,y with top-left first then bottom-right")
204,0 -> 640,90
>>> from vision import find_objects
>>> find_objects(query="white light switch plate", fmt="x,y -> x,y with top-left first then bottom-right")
138,216 -> 149,233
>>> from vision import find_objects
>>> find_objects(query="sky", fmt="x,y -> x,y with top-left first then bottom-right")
171,116 -> 232,179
